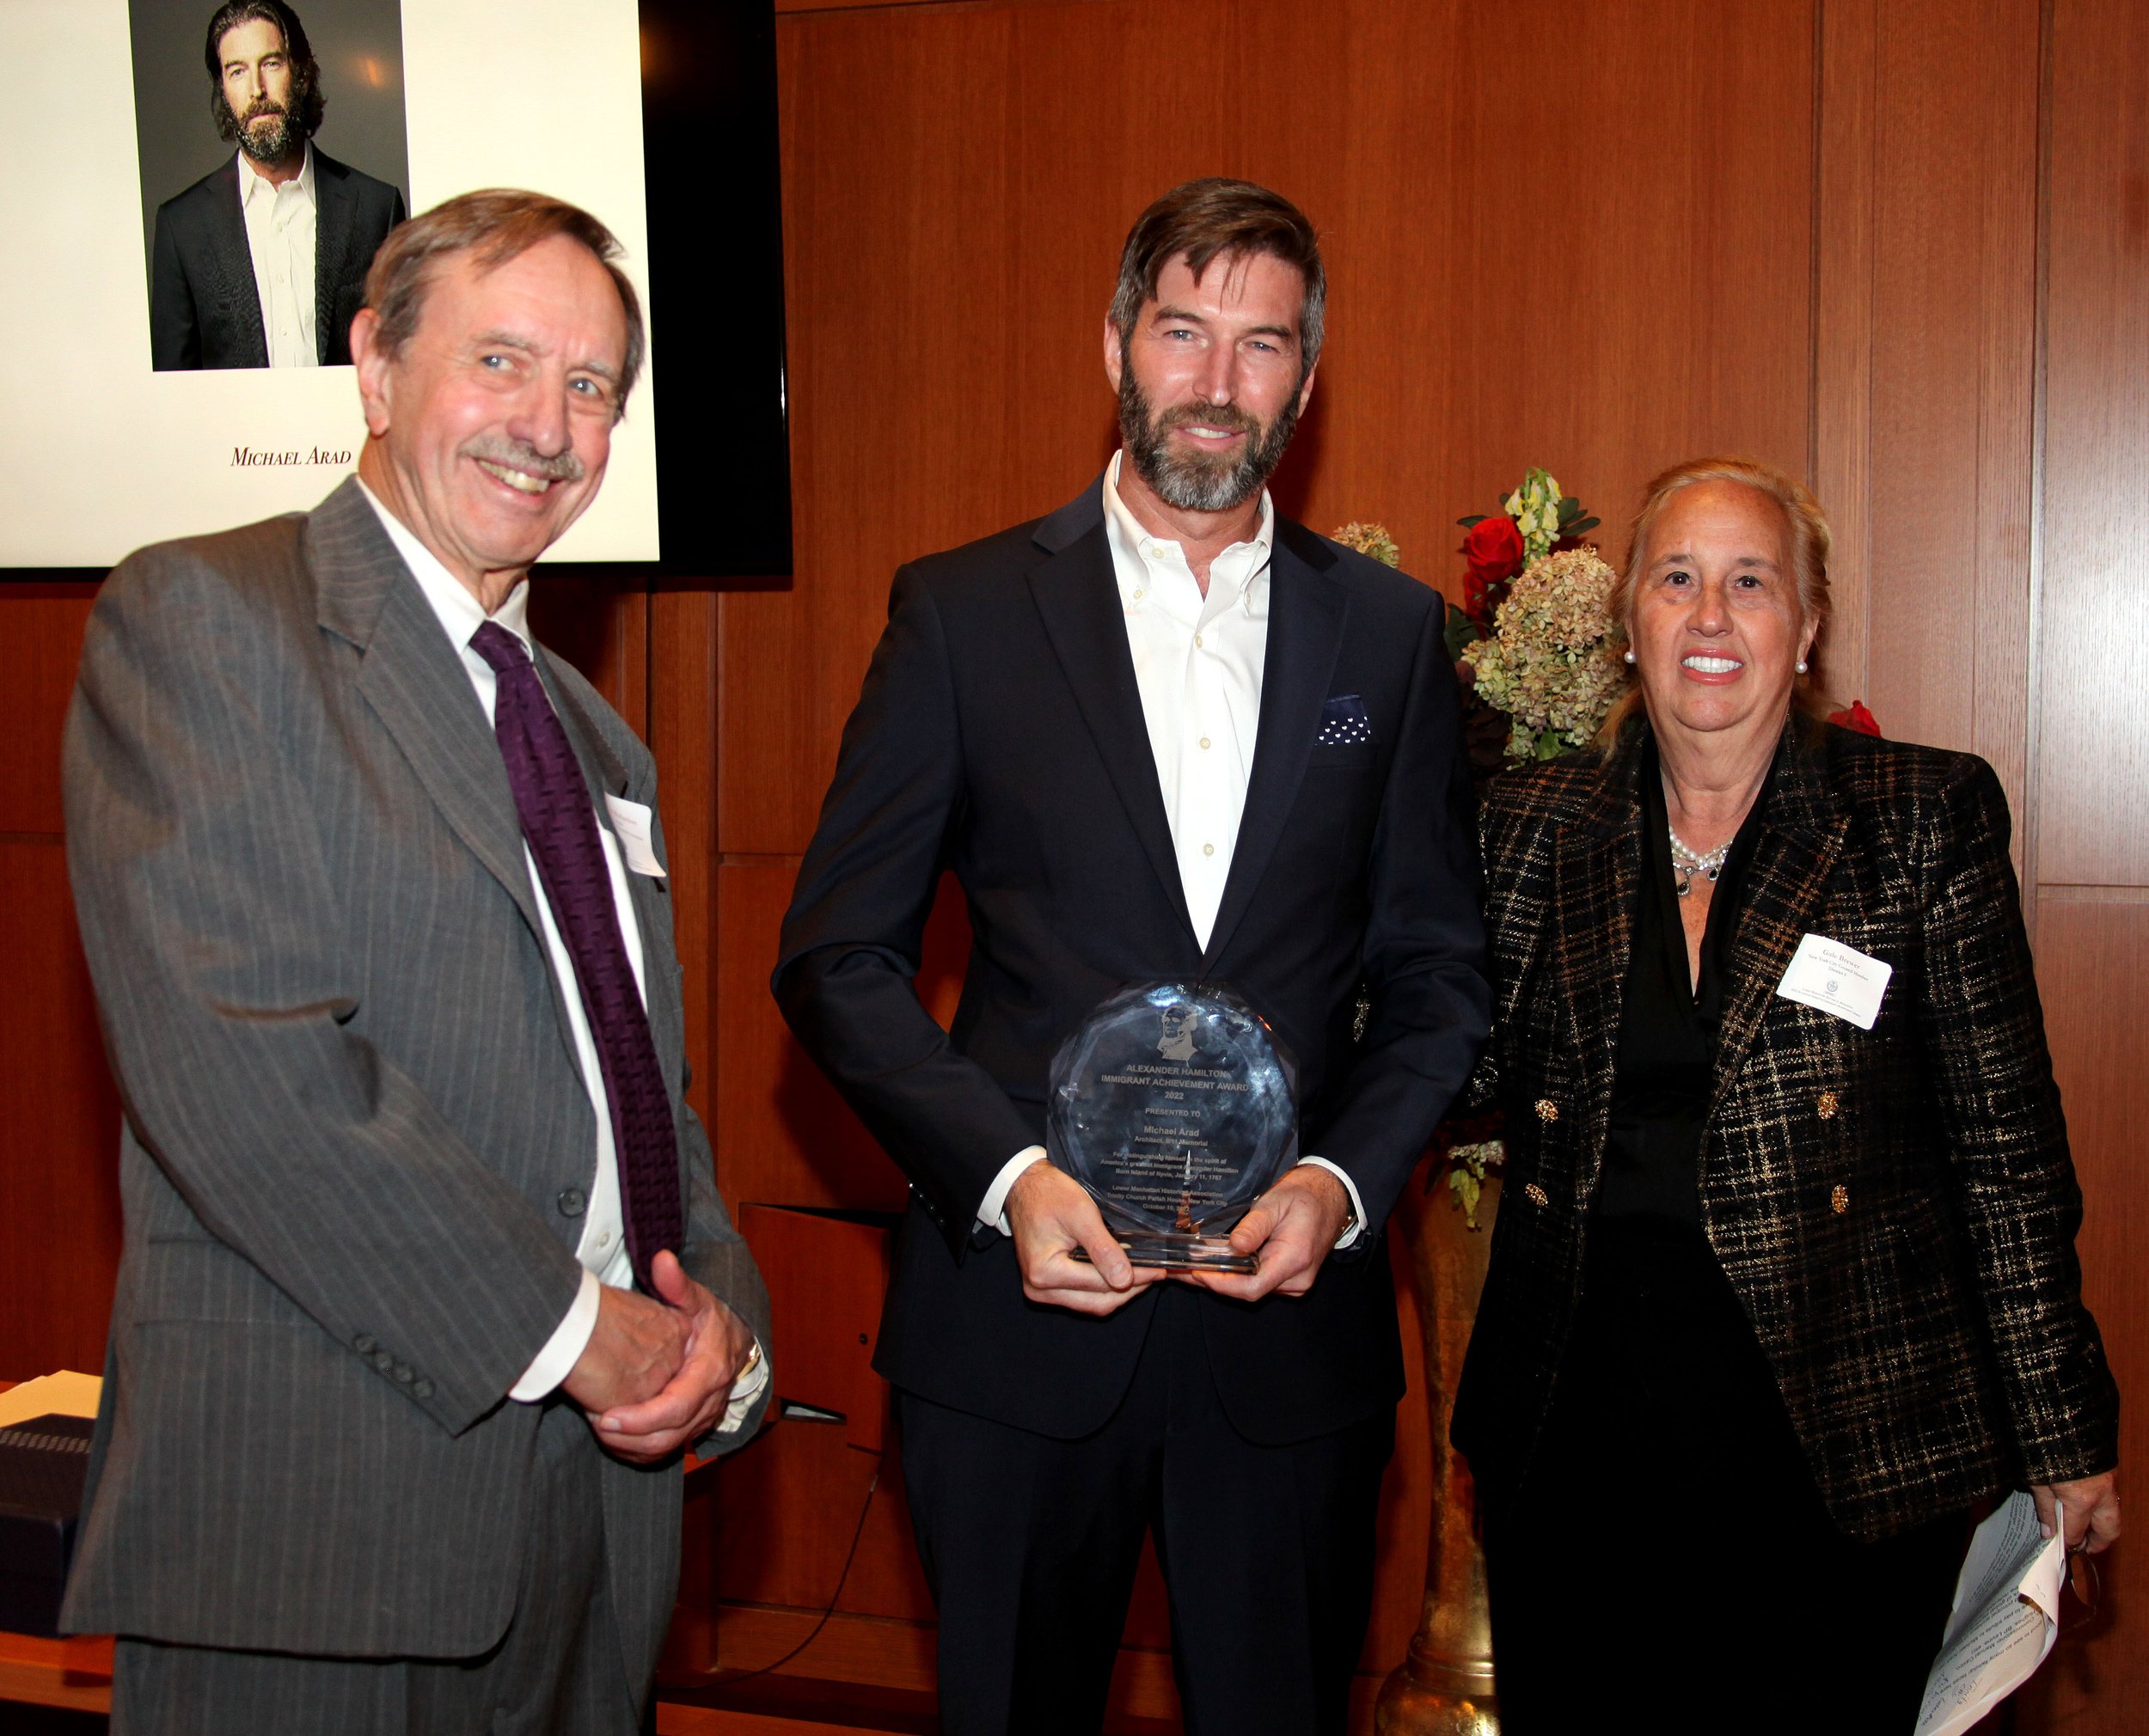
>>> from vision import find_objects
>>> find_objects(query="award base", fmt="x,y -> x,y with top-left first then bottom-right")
1074,1234 -> 1257,1274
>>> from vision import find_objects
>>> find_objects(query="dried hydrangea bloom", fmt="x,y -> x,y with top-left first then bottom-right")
1463,546 -> 1626,760
1331,522 -> 1402,567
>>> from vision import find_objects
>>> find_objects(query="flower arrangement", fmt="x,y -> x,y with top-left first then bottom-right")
1449,470 -> 1625,761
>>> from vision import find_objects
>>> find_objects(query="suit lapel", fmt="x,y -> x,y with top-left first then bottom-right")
1200,526 -> 1346,972
1707,723 -> 1849,1117
1552,737 -> 1643,1177
311,150 -> 353,366
1026,508 -> 1196,941
310,480 -> 547,946
209,158 -> 269,369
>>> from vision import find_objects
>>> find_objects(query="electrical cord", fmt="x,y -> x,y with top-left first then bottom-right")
714,1450 -> 884,1686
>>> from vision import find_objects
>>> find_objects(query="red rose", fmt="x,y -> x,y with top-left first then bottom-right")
1460,516 -> 1524,623
1828,700 -> 1881,737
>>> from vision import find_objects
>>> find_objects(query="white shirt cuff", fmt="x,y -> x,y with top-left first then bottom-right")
977,1146 -> 1048,1237
1298,1156 -> 1367,1249
713,1338 -> 772,1436
510,1265 -> 602,1402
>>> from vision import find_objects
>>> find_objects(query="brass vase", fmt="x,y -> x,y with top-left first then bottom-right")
1375,1171 -> 1499,1735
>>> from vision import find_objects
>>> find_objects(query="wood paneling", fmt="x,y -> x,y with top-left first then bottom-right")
0,839 -> 121,1381
727,0 -> 1815,859
1816,0 -> 2042,820
2031,0 -> 2149,890
0,590 -> 96,835
2014,894 -> 2149,1729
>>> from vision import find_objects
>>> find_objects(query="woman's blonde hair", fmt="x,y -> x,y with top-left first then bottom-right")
1596,455 -> 1834,744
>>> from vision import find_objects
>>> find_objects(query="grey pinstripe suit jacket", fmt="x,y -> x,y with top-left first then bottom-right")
57,479 -> 769,1668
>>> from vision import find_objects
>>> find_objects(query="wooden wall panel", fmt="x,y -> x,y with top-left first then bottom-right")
728,0 -> 1816,859
0,838 -> 122,1382
2014,896 -> 2149,1729
1822,0 -> 2040,810
2031,0 -> 2149,891
0,590 -> 98,835
0,589 -> 121,1382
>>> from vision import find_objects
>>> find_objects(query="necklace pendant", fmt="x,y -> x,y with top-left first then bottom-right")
1675,868 -> 1693,898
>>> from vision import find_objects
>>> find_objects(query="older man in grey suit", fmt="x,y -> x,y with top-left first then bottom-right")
61,189 -> 768,1736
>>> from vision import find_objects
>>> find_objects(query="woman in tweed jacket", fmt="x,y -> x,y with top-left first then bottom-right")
1450,457 -> 2120,1732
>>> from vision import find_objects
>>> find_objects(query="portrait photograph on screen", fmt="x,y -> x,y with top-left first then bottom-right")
130,0 -> 411,376
0,0 -> 789,578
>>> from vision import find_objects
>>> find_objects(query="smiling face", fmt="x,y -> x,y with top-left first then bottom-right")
216,18 -> 299,162
1631,480 -> 1816,749
1104,250 -> 1315,514
351,235 -> 629,602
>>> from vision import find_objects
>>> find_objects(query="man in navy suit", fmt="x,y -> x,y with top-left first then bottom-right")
775,178 -> 1490,1735
150,1 -> 404,370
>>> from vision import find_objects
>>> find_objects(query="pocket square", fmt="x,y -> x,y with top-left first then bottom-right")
1315,694 -> 1373,746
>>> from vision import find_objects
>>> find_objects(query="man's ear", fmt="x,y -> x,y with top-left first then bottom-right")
350,308 -> 393,438
1294,359 -> 1319,419
1102,314 -> 1125,395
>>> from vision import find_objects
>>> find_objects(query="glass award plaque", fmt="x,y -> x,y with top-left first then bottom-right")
1047,981 -> 1298,1273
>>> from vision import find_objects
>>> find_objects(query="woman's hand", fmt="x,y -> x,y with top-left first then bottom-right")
2033,1470 -> 2121,1552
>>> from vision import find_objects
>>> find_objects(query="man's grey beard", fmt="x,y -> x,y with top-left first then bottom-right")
231,103 -> 297,164
1118,367 -> 1301,514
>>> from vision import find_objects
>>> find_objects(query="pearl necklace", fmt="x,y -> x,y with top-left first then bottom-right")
1668,826 -> 1730,899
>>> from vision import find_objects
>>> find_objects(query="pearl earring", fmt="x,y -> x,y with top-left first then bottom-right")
1797,659 -> 1809,674
1623,649 -> 1637,664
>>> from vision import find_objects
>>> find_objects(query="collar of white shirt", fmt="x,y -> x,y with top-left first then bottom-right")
238,139 -> 315,216
1100,448 -> 1274,620
354,478 -> 535,657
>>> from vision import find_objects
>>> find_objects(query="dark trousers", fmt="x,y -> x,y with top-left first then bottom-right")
1484,1218 -> 1966,1735
111,1400 -> 635,1736
896,1283 -> 1394,1736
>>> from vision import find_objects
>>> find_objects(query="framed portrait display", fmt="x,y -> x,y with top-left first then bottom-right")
0,0 -> 791,577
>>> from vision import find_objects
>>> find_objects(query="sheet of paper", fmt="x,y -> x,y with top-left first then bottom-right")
603,794 -> 667,877
1915,1491 -> 2067,1736
0,1370 -> 104,1427
1775,932 -> 1893,1030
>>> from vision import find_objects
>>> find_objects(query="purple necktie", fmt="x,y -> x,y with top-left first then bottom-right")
471,621 -> 682,1293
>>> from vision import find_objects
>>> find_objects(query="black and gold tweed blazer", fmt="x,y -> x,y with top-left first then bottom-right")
1451,714 -> 2119,1540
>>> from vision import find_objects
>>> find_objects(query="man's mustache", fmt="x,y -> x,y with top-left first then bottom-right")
240,98 -> 289,124
463,437 -> 586,484
1156,403 -> 1261,437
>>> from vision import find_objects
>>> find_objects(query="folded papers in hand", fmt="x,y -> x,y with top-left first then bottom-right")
1915,1491 -> 2067,1736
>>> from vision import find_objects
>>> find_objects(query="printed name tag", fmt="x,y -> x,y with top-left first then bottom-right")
1774,932 -> 1890,1030
603,794 -> 667,877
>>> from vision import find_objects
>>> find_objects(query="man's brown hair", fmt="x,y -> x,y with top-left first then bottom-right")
361,189 -> 646,419
1108,178 -> 1326,372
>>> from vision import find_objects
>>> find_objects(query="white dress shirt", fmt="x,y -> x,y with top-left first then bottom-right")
358,483 -> 768,1429
238,145 -> 318,369
973,454 -> 1366,1247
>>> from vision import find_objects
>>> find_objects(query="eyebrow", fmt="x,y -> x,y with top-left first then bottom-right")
1150,304 -> 1299,345
1651,549 -> 1783,570
471,330 -> 621,382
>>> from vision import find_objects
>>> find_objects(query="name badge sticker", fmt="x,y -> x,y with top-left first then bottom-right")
1774,932 -> 1891,1030
603,794 -> 667,878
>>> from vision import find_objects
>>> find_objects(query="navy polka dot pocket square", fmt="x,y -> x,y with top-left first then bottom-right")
1315,694 -> 1374,747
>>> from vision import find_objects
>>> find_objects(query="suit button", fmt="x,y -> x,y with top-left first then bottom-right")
558,1187 -> 588,1218
372,1349 -> 395,1372
412,1378 -> 435,1400
1831,1183 -> 1850,1215
392,1363 -> 414,1385
1534,1099 -> 1559,1122
1523,1182 -> 1550,1207
354,1333 -> 377,1354
1817,1091 -> 1840,1120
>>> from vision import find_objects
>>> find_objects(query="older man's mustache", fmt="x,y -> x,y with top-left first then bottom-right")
463,437 -> 586,492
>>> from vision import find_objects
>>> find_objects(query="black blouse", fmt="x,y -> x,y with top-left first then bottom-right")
1595,737 -> 1775,1224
